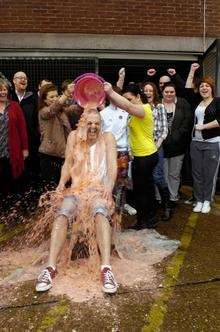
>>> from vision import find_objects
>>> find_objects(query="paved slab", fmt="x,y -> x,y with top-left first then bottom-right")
0,191 -> 219,331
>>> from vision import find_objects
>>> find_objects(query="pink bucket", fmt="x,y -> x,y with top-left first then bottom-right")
73,73 -> 105,108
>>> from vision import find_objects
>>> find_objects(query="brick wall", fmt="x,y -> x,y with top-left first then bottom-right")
1,0 -> 220,37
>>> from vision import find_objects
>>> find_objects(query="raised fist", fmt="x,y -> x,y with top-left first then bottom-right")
167,68 -> 176,76
147,68 -> 156,76
190,63 -> 200,72
119,67 -> 125,78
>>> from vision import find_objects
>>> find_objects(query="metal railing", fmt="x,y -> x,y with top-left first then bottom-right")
0,57 -> 98,91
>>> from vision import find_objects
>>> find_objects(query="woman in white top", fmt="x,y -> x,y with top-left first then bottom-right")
190,76 -> 220,214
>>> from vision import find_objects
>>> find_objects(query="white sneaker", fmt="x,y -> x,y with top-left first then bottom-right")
123,204 -> 137,216
36,266 -> 57,292
201,201 -> 211,214
193,202 -> 203,213
101,267 -> 118,294
184,196 -> 195,205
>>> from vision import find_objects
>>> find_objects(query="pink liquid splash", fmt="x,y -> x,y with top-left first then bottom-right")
0,109 -> 179,302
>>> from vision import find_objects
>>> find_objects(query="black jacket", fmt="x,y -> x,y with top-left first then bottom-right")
163,97 -> 193,158
183,88 -> 202,112
10,90 -> 40,154
192,97 -> 220,140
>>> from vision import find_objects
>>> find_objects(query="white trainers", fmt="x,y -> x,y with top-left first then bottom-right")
124,204 -> 137,216
193,202 -> 203,213
201,201 -> 211,214
36,266 -> 57,292
101,267 -> 118,294
184,196 -> 195,205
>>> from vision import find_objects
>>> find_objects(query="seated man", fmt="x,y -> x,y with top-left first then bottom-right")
35,109 -> 118,294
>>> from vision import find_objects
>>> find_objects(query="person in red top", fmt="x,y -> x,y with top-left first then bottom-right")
0,78 -> 28,194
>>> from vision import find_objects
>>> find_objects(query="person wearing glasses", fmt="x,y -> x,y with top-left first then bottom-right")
11,71 -> 40,184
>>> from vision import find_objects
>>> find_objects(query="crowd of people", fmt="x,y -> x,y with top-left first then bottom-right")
0,63 -> 220,294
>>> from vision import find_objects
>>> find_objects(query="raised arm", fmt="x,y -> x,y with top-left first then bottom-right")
167,68 -> 185,97
145,68 -> 158,85
185,63 -> 200,89
40,86 -> 74,120
104,82 -> 145,118
40,98 -> 65,120
116,67 -> 125,91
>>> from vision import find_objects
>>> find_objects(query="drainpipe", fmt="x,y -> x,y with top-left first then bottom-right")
216,40 -> 220,96
203,0 -> 206,52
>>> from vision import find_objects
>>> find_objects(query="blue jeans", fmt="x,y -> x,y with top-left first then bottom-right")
153,146 -> 167,188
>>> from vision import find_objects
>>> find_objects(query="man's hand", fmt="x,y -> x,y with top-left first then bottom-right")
97,103 -> 105,111
56,182 -> 66,192
190,63 -> 200,72
64,83 -> 75,98
23,150 -> 29,159
118,67 -> 125,79
167,68 -> 176,76
103,185 -> 112,202
195,124 -> 204,130
147,68 -> 156,76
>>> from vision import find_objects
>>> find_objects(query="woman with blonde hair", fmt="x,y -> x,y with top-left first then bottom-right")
0,78 -> 28,194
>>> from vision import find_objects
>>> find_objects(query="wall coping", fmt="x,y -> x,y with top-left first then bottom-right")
0,33 -> 215,54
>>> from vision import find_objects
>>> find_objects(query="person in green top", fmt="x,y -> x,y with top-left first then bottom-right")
104,82 -> 158,229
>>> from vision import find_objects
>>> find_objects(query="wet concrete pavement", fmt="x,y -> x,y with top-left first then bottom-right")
0,188 -> 219,331
158,198 -> 220,332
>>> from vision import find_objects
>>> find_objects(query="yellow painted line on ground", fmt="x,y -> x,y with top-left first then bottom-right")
142,213 -> 199,332
37,298 -> 70,332
214,201 -> 220,208
0,223 -> 4,233
213,194 -> 220,206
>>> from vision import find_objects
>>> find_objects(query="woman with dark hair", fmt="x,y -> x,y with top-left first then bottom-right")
104,82 -> 158,229
0,78 -> 28,194
191,76 -> 220,214
143,82 -> 160,103
38,83 -> 73,186
162,82 -> 193,210
143,82 -> 171,220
